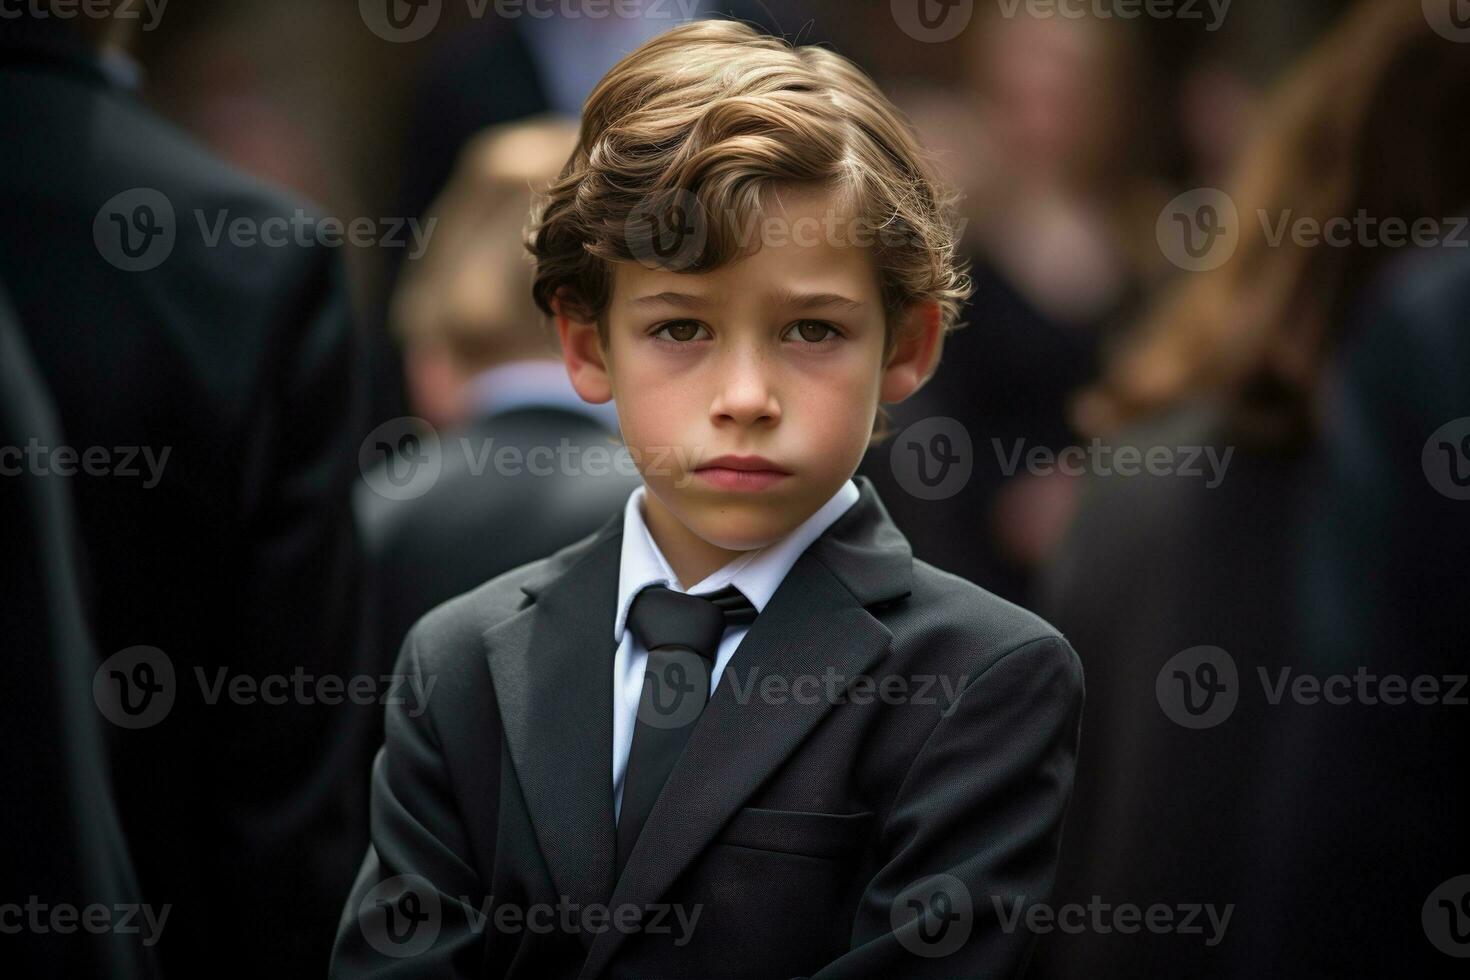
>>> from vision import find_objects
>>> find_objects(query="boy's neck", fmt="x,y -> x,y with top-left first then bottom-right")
639,489 -> 754,590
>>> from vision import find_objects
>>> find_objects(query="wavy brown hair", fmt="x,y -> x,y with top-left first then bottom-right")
526,19 -> 972,443
1077,0 -> 1470,444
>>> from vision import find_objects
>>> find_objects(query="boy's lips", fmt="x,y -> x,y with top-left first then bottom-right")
692,454 -> 791,491
695,454 -> 791,474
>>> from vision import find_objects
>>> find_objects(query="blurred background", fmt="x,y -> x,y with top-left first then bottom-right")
2,0 -> 1467,976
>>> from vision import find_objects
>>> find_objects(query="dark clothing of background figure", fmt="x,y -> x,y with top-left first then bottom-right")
1245,244 -> 1470,978
357,405 -> 641,675
0,21 -> 369,980
1029,405 -> 1308,980
861,254 -> 1110,604
0,289 -> 159,980
1033,244 -> 1470,978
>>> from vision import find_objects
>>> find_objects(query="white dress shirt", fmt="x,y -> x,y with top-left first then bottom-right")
611,478 -> 861,822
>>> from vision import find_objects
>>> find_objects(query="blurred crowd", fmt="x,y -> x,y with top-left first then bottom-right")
2,0 -> 1466,977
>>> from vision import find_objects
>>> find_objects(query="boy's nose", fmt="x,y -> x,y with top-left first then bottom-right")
709,351 -> 780,427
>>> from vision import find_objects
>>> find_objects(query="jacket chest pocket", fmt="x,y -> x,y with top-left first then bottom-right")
715,805 -> 874,859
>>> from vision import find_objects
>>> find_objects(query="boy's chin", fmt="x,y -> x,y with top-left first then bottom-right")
677,497 -> 805,553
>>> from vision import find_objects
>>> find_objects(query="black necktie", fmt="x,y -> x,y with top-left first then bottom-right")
617,583 -> 758,875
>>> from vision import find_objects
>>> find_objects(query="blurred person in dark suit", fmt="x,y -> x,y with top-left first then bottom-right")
358,116 -> 639,675
861,6 -> 1169,605
1032,1 -> 1470,976
0,287 -> 158,979
1243,11 -> 1470,973
390,1 -> 828,237
1247,239 -> 1470,980
0,8 -> 368,978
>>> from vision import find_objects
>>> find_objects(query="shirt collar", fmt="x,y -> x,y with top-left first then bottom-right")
466,358 -> 621,433
613,478 -> 862,643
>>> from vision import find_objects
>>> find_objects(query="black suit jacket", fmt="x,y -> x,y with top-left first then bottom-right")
357,404 -> 642,675
332,475 -> 1083,978
0,288 -> 158,979
0,22 -> 368,979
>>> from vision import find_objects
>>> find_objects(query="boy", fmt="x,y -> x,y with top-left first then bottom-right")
332,20 -> 1082,979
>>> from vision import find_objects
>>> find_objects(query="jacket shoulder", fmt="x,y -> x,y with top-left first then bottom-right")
897,558 -> 1082,686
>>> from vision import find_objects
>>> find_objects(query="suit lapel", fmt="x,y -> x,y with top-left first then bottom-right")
579,476 -> 913,978
483,515 -> 624,938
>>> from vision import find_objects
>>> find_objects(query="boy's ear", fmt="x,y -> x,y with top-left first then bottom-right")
879,299 -> 944,404
553,289 -> 614,404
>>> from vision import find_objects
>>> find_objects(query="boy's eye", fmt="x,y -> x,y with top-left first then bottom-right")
650,320 -> 707,343
785,320 -> 840,344
649,319 -> 842,345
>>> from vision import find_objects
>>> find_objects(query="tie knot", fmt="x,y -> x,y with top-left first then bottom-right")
626,583 -> 757,661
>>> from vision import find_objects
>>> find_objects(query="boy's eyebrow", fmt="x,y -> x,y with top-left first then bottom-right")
629,290 -> 866,312
772,290 -> 867,313
629,291 -> 708,310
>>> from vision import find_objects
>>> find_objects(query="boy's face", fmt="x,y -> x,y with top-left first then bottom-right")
559,185 -> 941,579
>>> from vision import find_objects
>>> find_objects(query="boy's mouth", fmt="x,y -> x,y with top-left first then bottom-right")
692,454 -> 792,491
